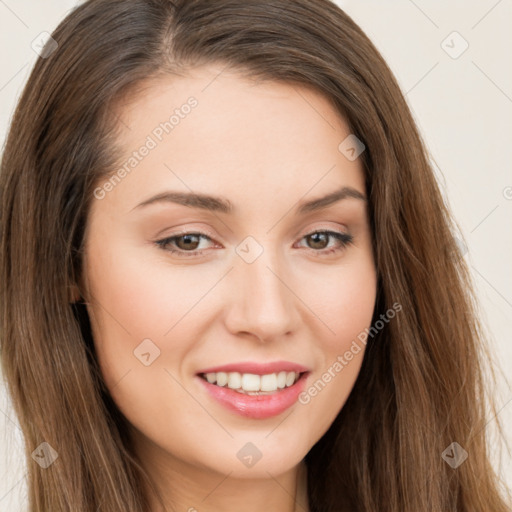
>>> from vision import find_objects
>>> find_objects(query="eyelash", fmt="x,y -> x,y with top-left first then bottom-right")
154,229 -> 354,258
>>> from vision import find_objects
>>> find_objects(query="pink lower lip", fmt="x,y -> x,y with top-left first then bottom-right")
196,373 -> 309,419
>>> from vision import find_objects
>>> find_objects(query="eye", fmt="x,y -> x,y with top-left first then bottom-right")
155,229 -> 354,258
155,232 -> 212,256
295,230 -> 354,255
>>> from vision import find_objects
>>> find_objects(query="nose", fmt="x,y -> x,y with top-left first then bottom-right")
223,249 -> 300,343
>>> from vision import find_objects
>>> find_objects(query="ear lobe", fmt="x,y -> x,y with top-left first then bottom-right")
68,283 -> 82,303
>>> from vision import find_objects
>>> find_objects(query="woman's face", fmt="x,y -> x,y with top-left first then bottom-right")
82,64 -> 377,483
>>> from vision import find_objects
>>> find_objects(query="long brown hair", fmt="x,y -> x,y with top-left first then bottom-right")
1,1 -> 510,510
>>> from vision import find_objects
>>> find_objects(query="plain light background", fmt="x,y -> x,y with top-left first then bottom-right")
1,0 -> 511,509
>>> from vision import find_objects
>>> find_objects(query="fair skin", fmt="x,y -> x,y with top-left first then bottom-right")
80,64 -> 377,512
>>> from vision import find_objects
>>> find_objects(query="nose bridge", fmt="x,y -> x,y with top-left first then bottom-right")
227,237 -> 298,340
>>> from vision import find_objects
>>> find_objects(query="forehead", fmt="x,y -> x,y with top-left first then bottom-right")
100,64 -> 366,213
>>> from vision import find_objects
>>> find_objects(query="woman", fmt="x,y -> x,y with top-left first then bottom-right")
1,0 -> 510,510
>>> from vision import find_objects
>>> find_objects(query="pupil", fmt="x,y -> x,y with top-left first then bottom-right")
179,234 -> 199,250
309,232 -> 327,249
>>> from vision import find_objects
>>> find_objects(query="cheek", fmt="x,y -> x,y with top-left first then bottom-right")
292,258 -> 377,438
295,349 -> 365,447
83,244 -> 211,451
298,255 -> 377,353
83,239 -> 213,362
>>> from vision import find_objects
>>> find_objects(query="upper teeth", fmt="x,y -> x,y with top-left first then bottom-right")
203,371 -> 301,392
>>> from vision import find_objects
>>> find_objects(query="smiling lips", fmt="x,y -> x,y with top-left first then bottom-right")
196,361 -> 310,419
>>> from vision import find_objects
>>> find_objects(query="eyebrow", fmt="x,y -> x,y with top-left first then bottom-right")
131,185 -> 366,214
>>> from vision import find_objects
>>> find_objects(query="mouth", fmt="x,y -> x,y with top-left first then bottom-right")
195,367 -> 310,419
198,370 -> 307,395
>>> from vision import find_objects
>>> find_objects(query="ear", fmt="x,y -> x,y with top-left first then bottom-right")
68,283 -> 83,303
